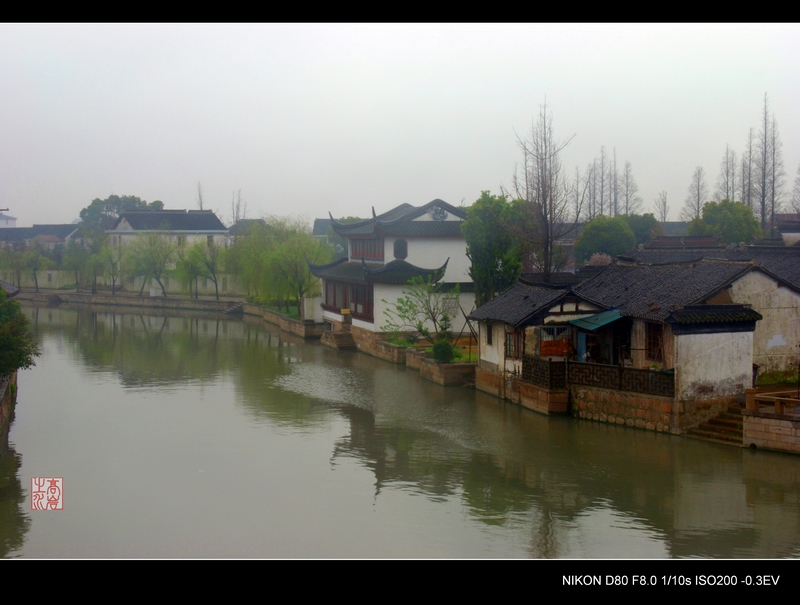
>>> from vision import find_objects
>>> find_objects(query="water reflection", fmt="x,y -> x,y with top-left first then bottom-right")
3,304 -> 800,558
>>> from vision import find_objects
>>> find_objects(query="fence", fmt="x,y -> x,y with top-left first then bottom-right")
522,355 -> 675,398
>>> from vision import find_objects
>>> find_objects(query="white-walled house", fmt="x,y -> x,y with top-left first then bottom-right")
108,209 -> 228,248
309,200 -> 475,353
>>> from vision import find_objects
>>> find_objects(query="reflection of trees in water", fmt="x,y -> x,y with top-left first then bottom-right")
0,446 -> 30,558
20,304 -> 800,558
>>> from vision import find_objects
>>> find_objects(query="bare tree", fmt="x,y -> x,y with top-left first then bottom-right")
680,166 -> 708,221
791,163 -> 800,215
597,146 -> 607,216
715,144 -> 738,202
505,103 -> 583,283
230,189 -> 247,226
609,148 -> 619,216
196,181 -> 205,210
741,128 -> 754,210
769,115 -> 785,237
654,191 -> 669,223
754,94 -> 772,233
620,161 -> 643,214
585,160 -> 598,219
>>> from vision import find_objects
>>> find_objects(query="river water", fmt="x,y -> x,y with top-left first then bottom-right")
2,304 -> 799,558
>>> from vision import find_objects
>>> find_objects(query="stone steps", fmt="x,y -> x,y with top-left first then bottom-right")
222,302 -> 244,315
685,406 -> 744,446
321,331 -> 357,350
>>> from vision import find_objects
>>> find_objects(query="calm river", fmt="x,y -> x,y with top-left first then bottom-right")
2,304 -> 799,558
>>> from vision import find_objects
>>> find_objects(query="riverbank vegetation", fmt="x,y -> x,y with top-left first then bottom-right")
0,291 -> 39,377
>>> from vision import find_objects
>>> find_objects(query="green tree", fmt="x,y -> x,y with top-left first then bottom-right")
687,199 -> 762,244
619,213 -> 661,247
573,215 -> 636,263
79,195 -> 150,232
189,240 -> 225,301
0,290 -> 40,377
462,191 -> 522,307
126,234 -> 176,297
175,245 -> 204,299
98,240 -> 125,295
24,243 -> 54,292
266,218 -> 332,319
381,276 -> 460,348
62,240 -> 89,292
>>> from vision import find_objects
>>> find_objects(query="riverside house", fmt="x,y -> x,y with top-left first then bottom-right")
470,258 -> 764,433
309,199 -> 474,354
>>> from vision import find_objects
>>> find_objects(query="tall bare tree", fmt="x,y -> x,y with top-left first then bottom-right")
196,181 -> 205,210
505,103 -> 582,283
597,146 -> 607,216
754,94 -> 772,233
620,161 -> 643,214
715,144 -> 738,202
791,163 -> 800,215
609,148 -> 619,216
769,115 -> 785,237
680,166 -> 708,221
654,191 -> 669,223
230,189 -> 247,226
741,128 -> 754,210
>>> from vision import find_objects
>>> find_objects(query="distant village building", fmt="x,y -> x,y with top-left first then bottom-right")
0,224 -> 78,250
108,209 -> 228,247
0,213 -> 17,228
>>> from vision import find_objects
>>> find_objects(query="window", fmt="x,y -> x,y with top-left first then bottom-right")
505,330 -> 523,359
486,323 -> 492,345
393,239 -> 408,260
207,235 -> 214,247
645,322 -> 663,362
350,238 -> 384,260
349,284 -> 374,320
177,235 -> 186,247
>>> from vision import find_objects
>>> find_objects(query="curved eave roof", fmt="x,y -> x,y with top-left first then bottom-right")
308,257 -> 448,285
329,200 -> 466,237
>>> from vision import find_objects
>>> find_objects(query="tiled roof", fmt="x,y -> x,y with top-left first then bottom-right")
0,224 -> 78,243
666,305 -> 762,325
228,219 -> 266,236
0,279 -> 19,298
308,257 -> 447,285
574,259 -> 753,321
113,210 -> 227,232
468,281 -> 569,327
330,200 -> 466,238
627,246 -> 800,291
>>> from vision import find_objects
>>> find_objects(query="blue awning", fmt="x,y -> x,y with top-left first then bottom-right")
569,310 -> 622,331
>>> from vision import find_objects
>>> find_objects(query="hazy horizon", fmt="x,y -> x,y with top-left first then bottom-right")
2,23 -> 798,228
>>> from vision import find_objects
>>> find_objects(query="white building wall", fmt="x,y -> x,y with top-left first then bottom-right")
673,331 -> 753,402
383,235 -> 470,283
728,270 -> 800,376
373,282 -> 473,336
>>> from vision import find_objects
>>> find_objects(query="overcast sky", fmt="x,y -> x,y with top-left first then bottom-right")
2,23 -> 798,227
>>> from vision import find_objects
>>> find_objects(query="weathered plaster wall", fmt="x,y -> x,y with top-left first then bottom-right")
479,322 -> 503,369
673,331 -> 752,402
728,270 -> 800,378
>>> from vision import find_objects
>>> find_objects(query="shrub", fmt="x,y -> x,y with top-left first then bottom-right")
432,339 -> 455,364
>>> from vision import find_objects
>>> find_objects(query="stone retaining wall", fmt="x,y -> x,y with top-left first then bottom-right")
743,411 -> 800,454
570,385 -> 680,433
